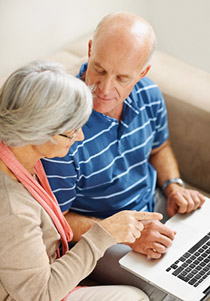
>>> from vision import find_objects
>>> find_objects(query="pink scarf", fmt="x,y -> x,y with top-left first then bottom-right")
0,142 -> 73,256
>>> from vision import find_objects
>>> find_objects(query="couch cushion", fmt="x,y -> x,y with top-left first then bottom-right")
42,50 -> 83,73
149,50 -> 210,112
64,33 -> 93,57
149,51 -> 210,194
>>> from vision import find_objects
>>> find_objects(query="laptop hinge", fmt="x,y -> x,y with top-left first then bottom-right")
200,285 -> 210,301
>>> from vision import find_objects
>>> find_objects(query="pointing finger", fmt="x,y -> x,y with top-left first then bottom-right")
133,211 -> 163,221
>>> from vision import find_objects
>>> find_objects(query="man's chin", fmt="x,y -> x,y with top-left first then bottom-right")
93,102 -> 112,114
94,94 -> 115,102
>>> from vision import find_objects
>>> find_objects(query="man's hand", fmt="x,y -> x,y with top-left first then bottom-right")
166,186 -> 206,217
100,211 -> 162,244
128,220 -> 176,259
149,139 -> 206,218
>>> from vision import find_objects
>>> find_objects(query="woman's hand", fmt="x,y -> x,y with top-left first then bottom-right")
99,210 -> 162,243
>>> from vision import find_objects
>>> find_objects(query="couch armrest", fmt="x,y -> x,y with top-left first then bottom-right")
149,51 -> 210,194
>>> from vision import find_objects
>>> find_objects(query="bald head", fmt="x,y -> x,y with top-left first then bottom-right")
91,12 -> 156,69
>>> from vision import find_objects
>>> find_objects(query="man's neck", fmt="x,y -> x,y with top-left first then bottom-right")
97,102 -> 124,122
105,109 -> 122,122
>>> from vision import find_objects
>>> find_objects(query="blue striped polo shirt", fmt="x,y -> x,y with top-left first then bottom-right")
42,63 -> 169,218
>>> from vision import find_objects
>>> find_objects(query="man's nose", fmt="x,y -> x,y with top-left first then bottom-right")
99,75 -> 114,95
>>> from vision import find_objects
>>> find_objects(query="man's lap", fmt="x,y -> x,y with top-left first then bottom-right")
89,189 -> 178,301
154,187 -> 170,223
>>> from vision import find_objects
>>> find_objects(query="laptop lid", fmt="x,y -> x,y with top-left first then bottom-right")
119,198 -> 210,301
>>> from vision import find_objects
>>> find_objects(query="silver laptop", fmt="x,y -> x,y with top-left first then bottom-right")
120,197 -> 210,301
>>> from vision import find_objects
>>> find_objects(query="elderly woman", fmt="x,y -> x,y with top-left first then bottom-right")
0,61 -> 162,301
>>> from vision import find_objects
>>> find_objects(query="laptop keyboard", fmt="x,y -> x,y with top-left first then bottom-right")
166,232 -> 210,287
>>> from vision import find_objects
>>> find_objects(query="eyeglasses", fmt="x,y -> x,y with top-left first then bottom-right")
59,128 -> 80,142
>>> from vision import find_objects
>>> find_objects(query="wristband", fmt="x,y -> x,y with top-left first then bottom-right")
161,177 -> 185,192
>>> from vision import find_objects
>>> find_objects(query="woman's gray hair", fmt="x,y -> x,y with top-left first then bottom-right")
0,61 -> 93,146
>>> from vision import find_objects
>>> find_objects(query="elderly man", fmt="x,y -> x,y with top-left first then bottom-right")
42,12 -> 205,300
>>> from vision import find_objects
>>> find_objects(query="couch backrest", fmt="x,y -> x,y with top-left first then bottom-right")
149,51 -> 210,194
1,34 -> 210,194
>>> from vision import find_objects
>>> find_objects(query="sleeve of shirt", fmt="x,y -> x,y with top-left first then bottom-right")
135,77 -> 169,150
152,88 -> 169,149
0,210 -> 115,301
41,156 -> 77,212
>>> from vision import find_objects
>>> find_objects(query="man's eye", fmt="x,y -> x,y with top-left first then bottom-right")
95,68 -> 104,74
118,77 -> 130,83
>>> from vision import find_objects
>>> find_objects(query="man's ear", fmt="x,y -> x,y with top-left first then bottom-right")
139,65 -> 151,80
88,40 -> 92,58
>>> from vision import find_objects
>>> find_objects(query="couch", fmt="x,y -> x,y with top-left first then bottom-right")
1,33 -> 210,197
1,31 -> 210,290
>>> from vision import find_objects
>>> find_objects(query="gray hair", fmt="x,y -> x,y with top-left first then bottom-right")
0,61 -> 92,146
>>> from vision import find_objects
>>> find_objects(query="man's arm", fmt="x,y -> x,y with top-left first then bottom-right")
149,139 -> 205,217
64,209 -> 163,245
63,210 -> 102,242
127,139 -> 204,259
149,140 -> 180,189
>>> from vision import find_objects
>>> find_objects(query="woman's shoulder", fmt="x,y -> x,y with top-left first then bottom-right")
0,171 -> 41,218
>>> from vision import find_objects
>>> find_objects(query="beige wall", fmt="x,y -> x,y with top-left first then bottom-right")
0,0 -> 147,76
144,0 -> 210,75
0,0 -> 209,76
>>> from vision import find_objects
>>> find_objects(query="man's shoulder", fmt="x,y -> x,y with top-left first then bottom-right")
131,76 -> 163,102
135,76 -> 159,91
76,62 -> 88,79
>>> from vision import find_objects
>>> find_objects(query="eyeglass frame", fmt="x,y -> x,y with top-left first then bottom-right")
58,128 -> 80,142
